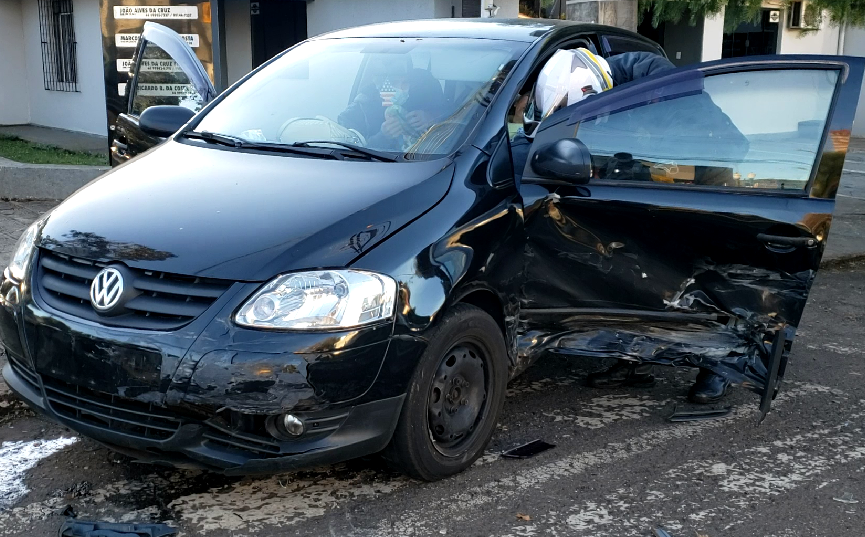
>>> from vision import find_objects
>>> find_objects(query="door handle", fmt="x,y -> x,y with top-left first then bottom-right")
111,139 -> 129,160
756,233 -> 817,248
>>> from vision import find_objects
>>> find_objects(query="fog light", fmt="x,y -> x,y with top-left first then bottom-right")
282,414 -> 305,436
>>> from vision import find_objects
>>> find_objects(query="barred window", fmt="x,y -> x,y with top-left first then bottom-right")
38,0 -> 79,92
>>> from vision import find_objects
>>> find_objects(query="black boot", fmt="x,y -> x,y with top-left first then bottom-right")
587,361 -> 655,389
688,370 -> 730,404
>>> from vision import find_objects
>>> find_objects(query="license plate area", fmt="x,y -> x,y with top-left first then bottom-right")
33,324 -> 163,394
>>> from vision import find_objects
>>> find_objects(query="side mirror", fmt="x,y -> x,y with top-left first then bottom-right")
530,138 -> 593,184
139,105 -> 196,138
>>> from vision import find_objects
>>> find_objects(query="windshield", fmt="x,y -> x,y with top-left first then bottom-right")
194,38 -> 526,160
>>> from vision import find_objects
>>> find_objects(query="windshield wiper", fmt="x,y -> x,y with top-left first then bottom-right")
180,130 -> 246,147
290,141 -> 399,162
180,131 -> 339,159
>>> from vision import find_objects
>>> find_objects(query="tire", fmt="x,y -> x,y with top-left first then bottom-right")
383,303 -> 508,481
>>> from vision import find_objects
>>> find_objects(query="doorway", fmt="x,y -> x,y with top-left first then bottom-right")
722,9 -> 779,58
250,0 -> 307,68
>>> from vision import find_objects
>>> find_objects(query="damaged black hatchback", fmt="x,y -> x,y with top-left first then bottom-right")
2,19 -> 863,481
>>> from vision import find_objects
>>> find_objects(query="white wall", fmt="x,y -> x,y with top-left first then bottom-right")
494,0 -> 519,18
307,0 -> 436,37
779,11 -> 841,54
701,10 -> 724,61
224,0 -> 252,85
0,0 -> 31,125
434,0 -> 459,18
845,26 -> 865,136
20,0 -> 106,135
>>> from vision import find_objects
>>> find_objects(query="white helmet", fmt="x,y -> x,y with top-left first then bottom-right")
524,48 -> 613,138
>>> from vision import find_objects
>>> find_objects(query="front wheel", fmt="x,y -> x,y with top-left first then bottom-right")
384,304 -> 508,481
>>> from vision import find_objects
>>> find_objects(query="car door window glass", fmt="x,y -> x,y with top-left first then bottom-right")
574,68 -> 838,190
130,41 -> 207,116
603,35 -> 664,57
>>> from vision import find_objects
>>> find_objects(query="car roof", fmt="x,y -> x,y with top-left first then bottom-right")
314,18 -> 642,44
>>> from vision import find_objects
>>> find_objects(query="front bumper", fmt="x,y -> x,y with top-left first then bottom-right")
3,358 -> 404,474
1,257 -> 425,474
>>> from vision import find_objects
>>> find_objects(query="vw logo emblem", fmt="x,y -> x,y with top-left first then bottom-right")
90,267 -> 124,312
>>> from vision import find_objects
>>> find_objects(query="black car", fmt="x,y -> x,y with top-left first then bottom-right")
1,18 -> 862,481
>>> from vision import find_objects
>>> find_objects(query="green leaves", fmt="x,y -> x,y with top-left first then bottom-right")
639,0 -> 865,30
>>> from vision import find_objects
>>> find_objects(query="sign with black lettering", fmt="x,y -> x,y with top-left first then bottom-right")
114,33 -> 199,48
116,58 -> 182,72
113,5 -> 198,18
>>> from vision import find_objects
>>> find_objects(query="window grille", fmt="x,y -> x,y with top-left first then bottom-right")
38,0 -> 79,91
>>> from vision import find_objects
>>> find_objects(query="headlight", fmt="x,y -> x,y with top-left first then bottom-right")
6,220 -> 41,282
235,270 -> 397,330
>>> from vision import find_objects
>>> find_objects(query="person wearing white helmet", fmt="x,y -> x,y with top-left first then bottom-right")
522,48 -> 613,138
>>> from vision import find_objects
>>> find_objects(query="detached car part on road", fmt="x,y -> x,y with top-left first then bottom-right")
1,19 -> 862,480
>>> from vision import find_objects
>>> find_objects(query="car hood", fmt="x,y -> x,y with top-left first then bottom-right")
38,141 -> 454,281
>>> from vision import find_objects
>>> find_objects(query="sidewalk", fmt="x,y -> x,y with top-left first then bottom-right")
0,124 -> 110,199
0,124 -> 108,157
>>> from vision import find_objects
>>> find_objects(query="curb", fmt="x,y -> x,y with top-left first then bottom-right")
820,253 -> 865,270
0,158 -> 108,200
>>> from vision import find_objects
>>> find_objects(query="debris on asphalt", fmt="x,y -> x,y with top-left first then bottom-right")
60,505 -> 76,518
58,520 -> 177,537
667,405 -> 732,422
833,492 -> 859,504
502,439 -> 555,459
652,527 -> 673,537
516,513 -> 531,521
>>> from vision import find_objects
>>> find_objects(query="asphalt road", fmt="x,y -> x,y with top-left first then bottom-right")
1,147 -> 865,536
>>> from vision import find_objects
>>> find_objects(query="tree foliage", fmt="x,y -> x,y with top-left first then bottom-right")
639,0 -> 865,30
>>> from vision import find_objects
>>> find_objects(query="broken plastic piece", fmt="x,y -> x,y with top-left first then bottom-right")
502,439 -> 555,459
758,324 -> 788,424
652,527 -> 674,537
833,492 -> 859,504
58,520 -> 177,537
667,405 -> 732,422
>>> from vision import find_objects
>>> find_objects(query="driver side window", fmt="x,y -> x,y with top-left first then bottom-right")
576,68 -> 838,190
130,41 -> 204,117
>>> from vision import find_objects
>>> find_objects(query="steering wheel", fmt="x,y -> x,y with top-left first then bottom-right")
276,116 -> 366,146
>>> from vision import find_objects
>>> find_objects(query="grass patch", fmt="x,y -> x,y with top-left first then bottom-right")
0,135 -> 107,166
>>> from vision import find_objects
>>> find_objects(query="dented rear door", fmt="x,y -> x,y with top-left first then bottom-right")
518,56 -> 864,392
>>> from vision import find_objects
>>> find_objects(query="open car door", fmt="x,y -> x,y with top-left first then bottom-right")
111,22 -> 216,165
518,55 -> 864,407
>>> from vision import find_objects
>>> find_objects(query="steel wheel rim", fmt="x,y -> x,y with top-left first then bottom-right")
427,341 -> 490,457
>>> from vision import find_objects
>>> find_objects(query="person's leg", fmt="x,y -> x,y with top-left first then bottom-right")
587,360 -> 655,389
688,369 -> 731,404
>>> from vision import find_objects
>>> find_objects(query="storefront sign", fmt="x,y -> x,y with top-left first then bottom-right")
136,83 -> 197,96
113,5 -> 198,18
99,0 -> 214,154
114,33 -> 199,48
116,58 -> 182,72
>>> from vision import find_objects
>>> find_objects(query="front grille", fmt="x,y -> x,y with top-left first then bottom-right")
203,421 -> 282,457
36,249 -> 233,330
42,376 -> 182,440
7,353 -> 40,393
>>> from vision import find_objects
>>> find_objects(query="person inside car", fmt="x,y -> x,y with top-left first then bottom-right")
372,68 -> 450,151
513,48 -> 736,404
337,59 -> 405,140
